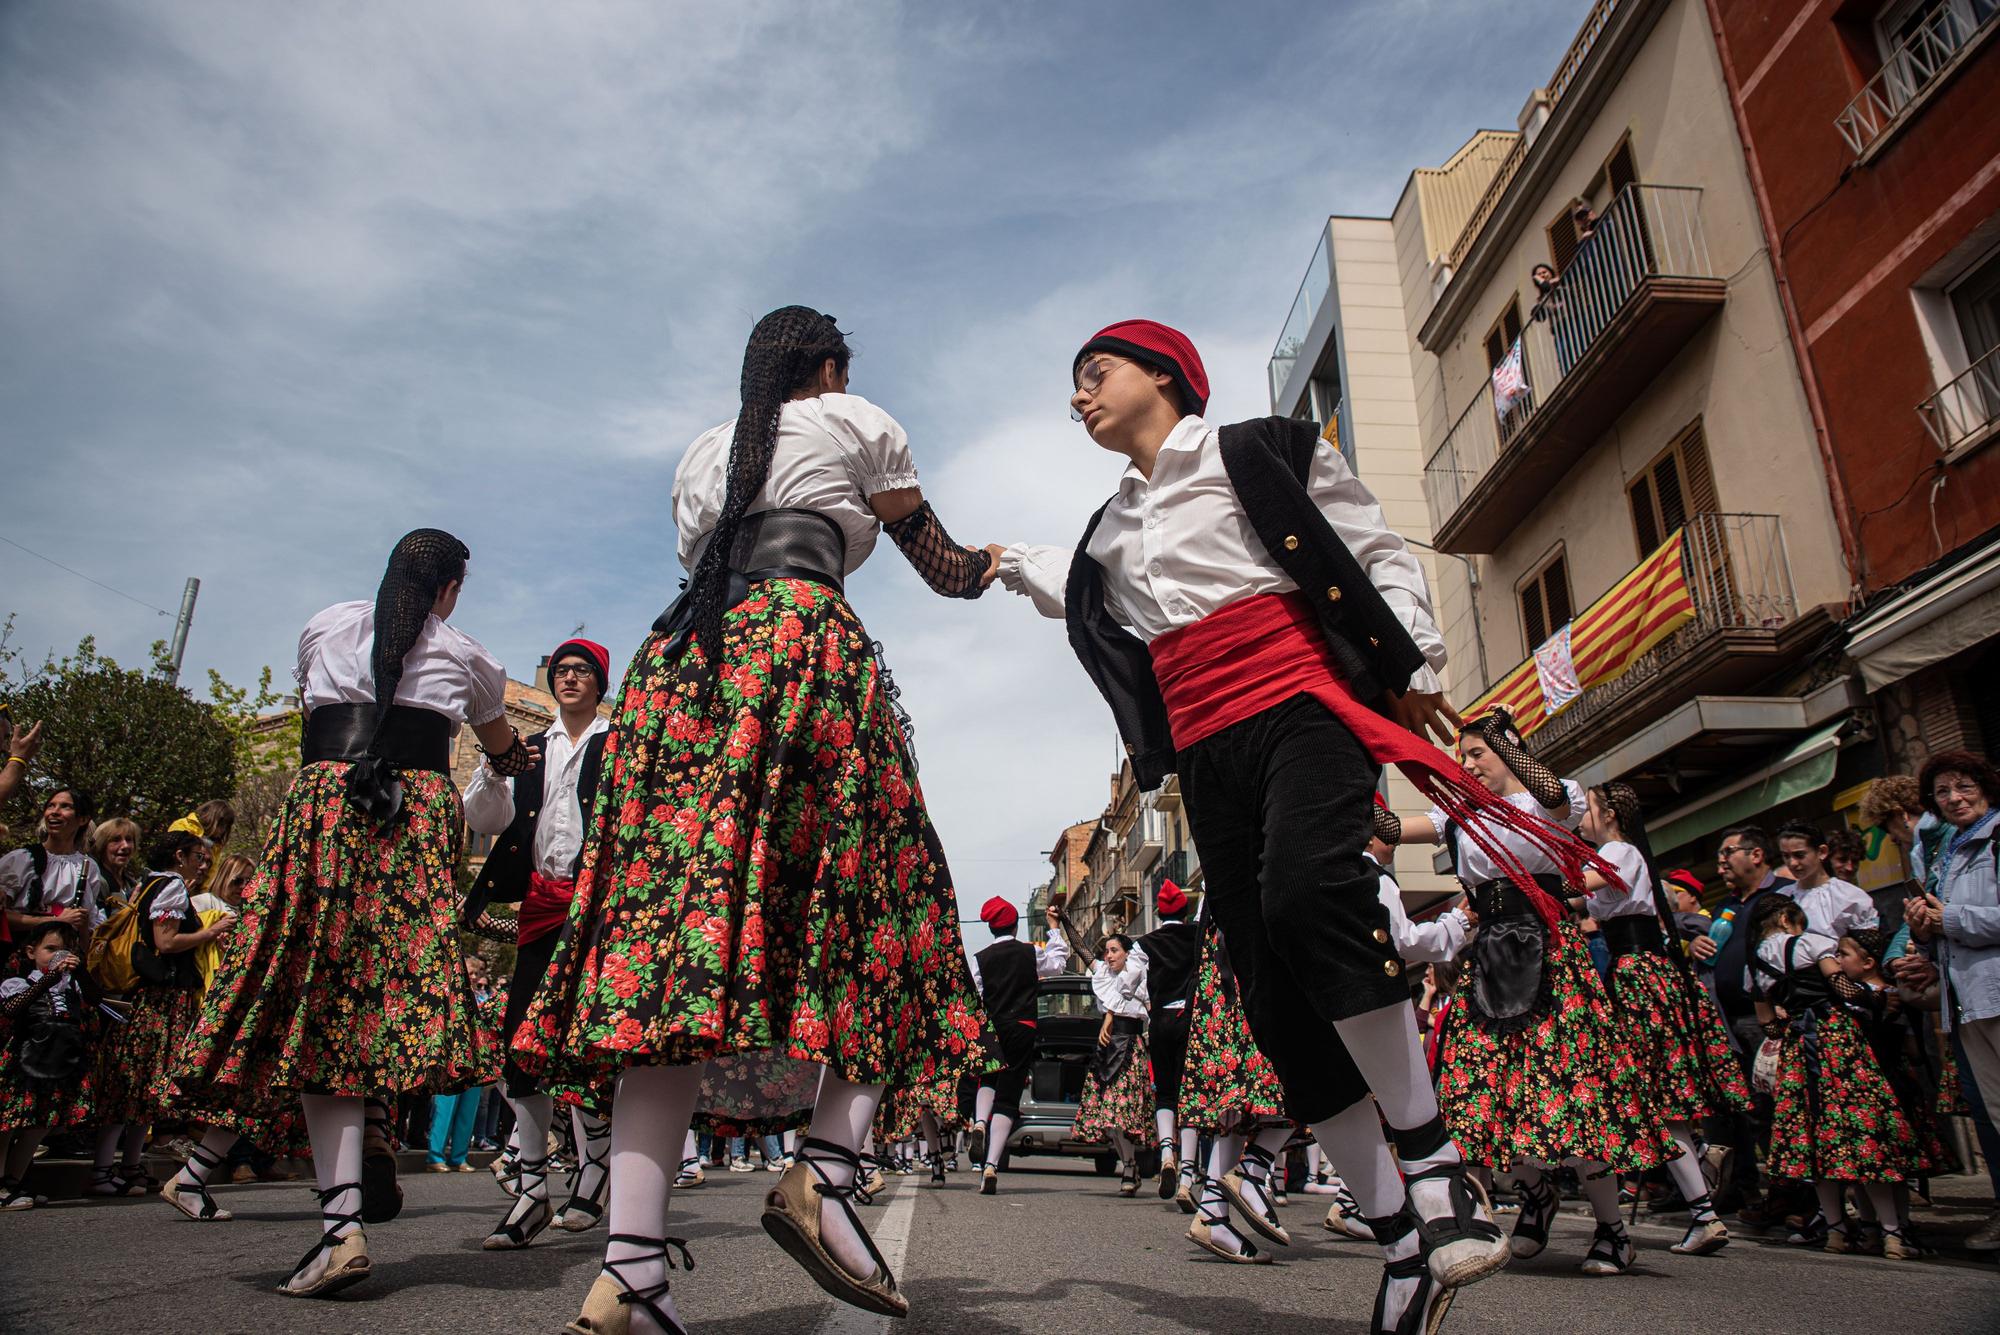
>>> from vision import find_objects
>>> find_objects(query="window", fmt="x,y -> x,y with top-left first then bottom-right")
1628,420 -> 1718,556
1484,298 -> 1524,370
1950,243 -> 2000,363
1546,134 -> 1638,273
1518,545 -> 1573,650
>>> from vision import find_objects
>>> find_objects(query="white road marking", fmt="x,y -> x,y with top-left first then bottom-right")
812,1175 -> 917,1335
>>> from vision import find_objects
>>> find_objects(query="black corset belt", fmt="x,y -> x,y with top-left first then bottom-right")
1092,1015 -> 1145,1088
1601,914 -> 1668,959
654,508 -> 848,645
301,703 -> 453,773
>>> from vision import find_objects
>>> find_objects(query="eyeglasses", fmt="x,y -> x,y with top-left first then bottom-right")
1717,843 -> 1749,859
1070,357 -> 1132,422
1933,779 -> 1982,799
551,664 -> 597,682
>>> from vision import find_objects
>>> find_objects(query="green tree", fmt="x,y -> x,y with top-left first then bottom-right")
0,614 -> 288,843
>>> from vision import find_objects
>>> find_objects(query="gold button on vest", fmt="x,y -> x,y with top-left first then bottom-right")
1283,535 -> 1299,551
1372,928 -> 1389,944
1327,586 -> 1342,603
1383,959 -> 1402,977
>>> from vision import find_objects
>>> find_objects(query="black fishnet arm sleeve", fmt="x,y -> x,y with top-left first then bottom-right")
1484,711 -> 1568,811
0,974 -> 55,1020
1829,971 -> 1888,1018
1372,802 -> 1403,846
882,501 -> 988,599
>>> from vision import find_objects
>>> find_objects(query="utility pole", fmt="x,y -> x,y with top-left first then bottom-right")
165,577 -> 200,685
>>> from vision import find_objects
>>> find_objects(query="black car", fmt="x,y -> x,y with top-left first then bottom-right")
1001,973 -> 1160,1176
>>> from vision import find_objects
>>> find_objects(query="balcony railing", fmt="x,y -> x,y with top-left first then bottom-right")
1918,342 -> 2000,458
1836,0 -> 1999,159
1268,222 -> 1333,406
1424,183 -> 1716,538
1531,513 -> 1799,757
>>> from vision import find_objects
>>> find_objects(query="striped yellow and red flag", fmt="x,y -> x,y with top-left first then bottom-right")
1464,529 -> 1697,739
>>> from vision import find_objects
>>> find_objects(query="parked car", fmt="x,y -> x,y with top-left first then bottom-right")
1003,973 -> 1160,1177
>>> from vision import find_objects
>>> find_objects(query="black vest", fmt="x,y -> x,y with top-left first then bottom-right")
1135,918 -> 1201,1012
1062,417 -> 1428,788
974,938 -> 1040,1027
463,727 -> 609,924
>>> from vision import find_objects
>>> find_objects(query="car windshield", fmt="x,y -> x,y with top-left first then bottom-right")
1038,984 -> 1101,1020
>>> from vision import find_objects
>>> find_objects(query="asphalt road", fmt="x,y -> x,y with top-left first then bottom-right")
3,1160 -> 1997,1334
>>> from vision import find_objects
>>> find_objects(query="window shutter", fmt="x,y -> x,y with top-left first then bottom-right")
1630,476 -> 1661,554
1607,138 -> 1637,197
1681,423 -> 1718,517
1486,327 -> 1505,370
1522,580 -> 1548,649
1545,555 -> 1573,629
1503,301 -> 1523,347
1549,208 -> 1581,273
1655,452 -> 1687,537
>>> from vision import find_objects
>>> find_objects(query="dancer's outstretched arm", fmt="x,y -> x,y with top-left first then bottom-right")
870,488 -> 996,598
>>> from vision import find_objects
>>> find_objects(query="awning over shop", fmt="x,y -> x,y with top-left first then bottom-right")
1649,719 -> 1847,855
1847,533 -> 2000,692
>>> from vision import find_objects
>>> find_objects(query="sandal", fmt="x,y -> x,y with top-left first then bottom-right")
1219,1143 -> 1290,1246
1175,1167 -> 1200,1216
1117,1161 -> 1140,1198
760,1137 -> 907,1318
556,1119 -> 611,1232
1325,1185 -> 1378,1241
360,1099 -> 403,1224
1158,1145 -> 1178,1200
672,1157 -> 704,1190
161,1143 -> 236,1221
278,1183 -> 370,1298
1367,1211 -> 1453,1335
1188,1200 -> 1270,1265
0,1177 -> 36,1211
564,1234 -> 694,1335
86,1165 -> 139,1197
118,1165 -> 161,1194
1578,1221 -> 1634,1276
928,1154 -> 946,1188
1508,1175 -> 1558,1260
1405,1161 -> 1509,1288
483,1157 -> 554,1250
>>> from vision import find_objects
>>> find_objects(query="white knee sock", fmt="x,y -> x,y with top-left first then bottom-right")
1328,1002 -> 1440,1129
571,1106 -> 610,1202
1311,1098 -> 1403,1219
1155,1107 -> 1176,1152
801,1072 -> 887,1280
506,1093 -> 555,1201
300,1094 -> 365,1245
974,1084 -> 996,1128
606,1065 -> 702,1335
1179,1127 -> 1199,1177
92,1124 -> 124,1171
1661,1121 -> 1712,1219
1570,1158 -> 1622,1226
985,1112 -> 1014,1171
174,1127 -> 240,1190
1814,1178 -> 1846,1226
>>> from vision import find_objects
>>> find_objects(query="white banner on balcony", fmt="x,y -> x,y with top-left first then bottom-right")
1534,622 -> 1583,713
1492,337 -> 1530,420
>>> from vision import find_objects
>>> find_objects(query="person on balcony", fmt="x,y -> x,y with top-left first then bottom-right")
995,319 -> 1571,1334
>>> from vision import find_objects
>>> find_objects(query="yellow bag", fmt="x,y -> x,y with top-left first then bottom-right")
193,907 -> 231,991
87,893 -> 148,994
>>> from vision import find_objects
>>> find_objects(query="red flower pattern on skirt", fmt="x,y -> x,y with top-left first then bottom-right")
1604,950 -> 1750,1122
1768,1004 -> 1920,1181
1073,1033 -> 1154,1144
1177,937 -> 1285,1131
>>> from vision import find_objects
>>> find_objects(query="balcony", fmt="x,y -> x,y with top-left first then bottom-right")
1495,513 -> 1830,775
1268,222 -> 1332,407
1919,342 -> 2000,461
1835,0 -> 2000,161
1424,184 -> 1724,553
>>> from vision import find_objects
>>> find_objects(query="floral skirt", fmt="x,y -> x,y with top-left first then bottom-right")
0,1025 -> 95,1133
1437,921 -> 1672,1172
1073,1033 -> 1153,1143
1769,1006 -> 1920,1181
95,984 -> 201,1125
513,579 -> 989,1129
875,1073 -> 966,1145
1605,951 -> 1750,1122
1178,944 -> 1285,1131
170,763 -> 481,1115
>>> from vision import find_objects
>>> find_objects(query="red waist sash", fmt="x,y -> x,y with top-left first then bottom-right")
519,871 -> 577,946
1148,591 -> 1614,930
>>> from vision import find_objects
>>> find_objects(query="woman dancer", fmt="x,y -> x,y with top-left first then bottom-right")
169,529 -> 526,1297
514,307 -> 994,1335
1577,782 -> 1749,1256
1067,931 -> 1153,1196
1389,711 -> 1673,1277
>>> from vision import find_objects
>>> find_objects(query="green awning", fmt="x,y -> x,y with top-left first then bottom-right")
1650,720 -> 1846,855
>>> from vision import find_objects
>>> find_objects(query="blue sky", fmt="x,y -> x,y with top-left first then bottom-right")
1,0 -> 1583,917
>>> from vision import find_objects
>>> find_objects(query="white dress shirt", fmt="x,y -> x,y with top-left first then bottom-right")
997,416 -> 1446,694
1427,779 -> 1585,885
1782,877 -> 1878,939
1368,857 -> 1468,964
462,715 -> 612,874
674,393 -> 921,578
295,601 -> 508,727
1586,841 -> 1655,920
1089,953 -> 1151,1019
0,848 -> 108,927
966,931 -> 1072,995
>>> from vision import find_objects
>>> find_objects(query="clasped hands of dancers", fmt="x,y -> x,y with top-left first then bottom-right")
145,307 -> 1765,1335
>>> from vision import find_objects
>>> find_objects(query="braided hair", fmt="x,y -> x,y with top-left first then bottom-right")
684,307 -> 851,683
367,528 -> 470,753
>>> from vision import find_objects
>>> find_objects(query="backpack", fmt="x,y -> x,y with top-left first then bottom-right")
86,876 -> 157,994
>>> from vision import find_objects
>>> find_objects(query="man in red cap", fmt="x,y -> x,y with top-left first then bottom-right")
994,320 -> 1509,1330
966,895 -> 1069,1194
462,636 -> 613,1248
1134,878 -> 1202,1202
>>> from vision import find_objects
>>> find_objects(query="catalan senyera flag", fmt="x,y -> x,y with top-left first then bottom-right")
1465,528 -> 1697,738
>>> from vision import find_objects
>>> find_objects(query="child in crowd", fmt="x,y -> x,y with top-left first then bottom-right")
0,921 -> 94,1209
1836,927 -> 1949,1253
1747,900 -> 1921,1258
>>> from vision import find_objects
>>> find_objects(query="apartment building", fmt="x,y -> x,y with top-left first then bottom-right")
1711,0 -> 2000,773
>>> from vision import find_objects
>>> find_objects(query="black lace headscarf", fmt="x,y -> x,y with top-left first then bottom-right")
345,528 -> 469,822
683,307 -> 851,684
